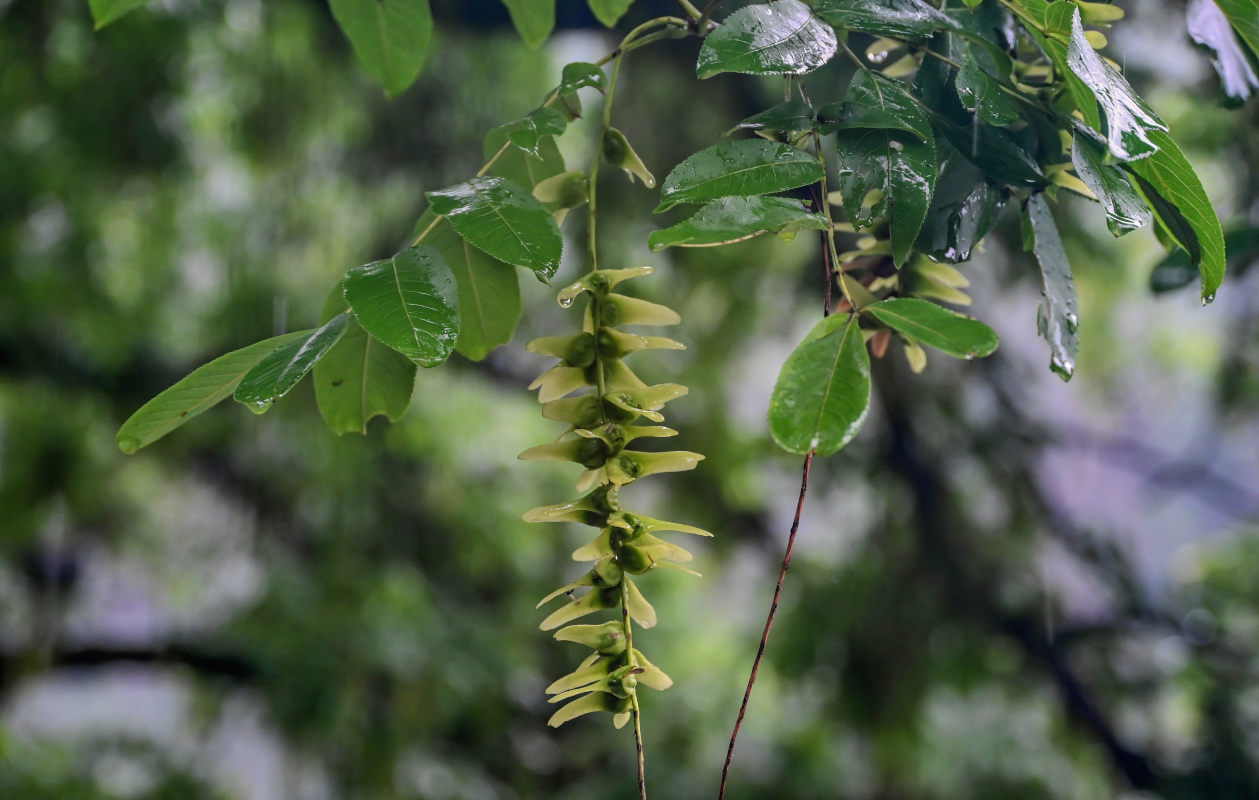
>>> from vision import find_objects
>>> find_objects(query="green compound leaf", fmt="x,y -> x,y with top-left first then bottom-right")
835,127 -> 936,267
500,0 -> 555,49
88,0 -> 152,28
427,177 -> 562,281
587,0 -> 633,27
343,245 -> 460,367
697,0 -> 838,79
328,0 -> 433,97
1071,135 -> 1150,236
234,314 -> 351,413
1123,129 -> 1226,300
770,312 -> 871,457
655,140 -> 824,212
427,215 -> 523,361
815,0 -> 958,40
115,331 -> 310,454
649,196 -> 829,250
864,297 -> 998,358
313,288 -> 417,435
1024,194 -> 1080,381
829,69 -> 932,141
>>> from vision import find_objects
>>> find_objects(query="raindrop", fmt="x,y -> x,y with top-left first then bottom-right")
889,140 -> 904,152
1064,311 -> 1079,333
867,50 -> 888,65
558,296 -> 574,308
1050,355 -> 1075,381
1202,292 -> 1216,306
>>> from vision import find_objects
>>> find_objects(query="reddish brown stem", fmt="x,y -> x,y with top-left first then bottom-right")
717,450 -> 815,799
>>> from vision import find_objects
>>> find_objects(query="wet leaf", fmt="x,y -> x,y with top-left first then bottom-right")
1124,129 -> 1226,300
1024,194 -> 1079,381
328,0 -> 433,96
954,47 -> 1021,127
815,0 -> 958,39
655,139 -> 824,212
501,0 -> 555,49
416,214 -> 521,361
769,312 -> 871,456
864,297 -> 998,358
698,0 -> 838,79
1150,227 -> 1259,293
88,0 -> 152,28
483,124 -> 566,190
1187,0 -> 1259,103
343,245 -> 460,367
648,196 -> 829,250
115,331 -> 310,454
826,70 -> 932,142
1046,4 -> 1167,161
1071,135 -> 1150,236
234,314 -> 351,412
915,142 -> 1006,263
427,177 -> 563,280
313,289 -> 416,435
834,127 -> 937,267
731,101 -> 815,134
503,107 -> 568,158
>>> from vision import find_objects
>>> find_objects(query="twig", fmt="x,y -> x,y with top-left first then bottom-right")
718,451 -> 815,799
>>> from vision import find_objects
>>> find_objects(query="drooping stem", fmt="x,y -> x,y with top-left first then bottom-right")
718,451 -> 815,800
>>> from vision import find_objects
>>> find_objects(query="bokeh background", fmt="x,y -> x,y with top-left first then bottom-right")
3,0 -> 1259,798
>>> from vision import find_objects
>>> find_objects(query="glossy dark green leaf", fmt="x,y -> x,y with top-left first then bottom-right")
234,314 -> 351,413
328,0 -> 433,97
88,0 -> 152,28
343,245 -> 459,366
1024,194 -> 1079,381
484,125 -> 566,190
954,49 -> 1021,127
769,313 -> 871,457
835,128 -> 936,267
731,101 -> 815,134
427,177 -> 562,280
504,107 -> 568,158
1071,135 -> 1149,236
915,144 -> 1006,263
830,70 -> 932,141
648,196 -> 829,250
501,0 -> 555,49
560,61 -> 606,94
939,118 -> 1046,188
655,140 -> 824,212
697,0 -> 838,79
587,0 -> 633,27
1150,227 -> 1259,293
1124,130 -> 1226,300
1188,0 -> 1259,103
426,215 -> 523,361
313,289 -> 417,435
865,297 -> 998,358
815,0 -> 958,39
1215,0 -> 1259,59
914,57 -> 1044,188
115,331 -> 310,454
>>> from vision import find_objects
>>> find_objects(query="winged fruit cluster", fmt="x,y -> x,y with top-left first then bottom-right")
519,266 -> 709,728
